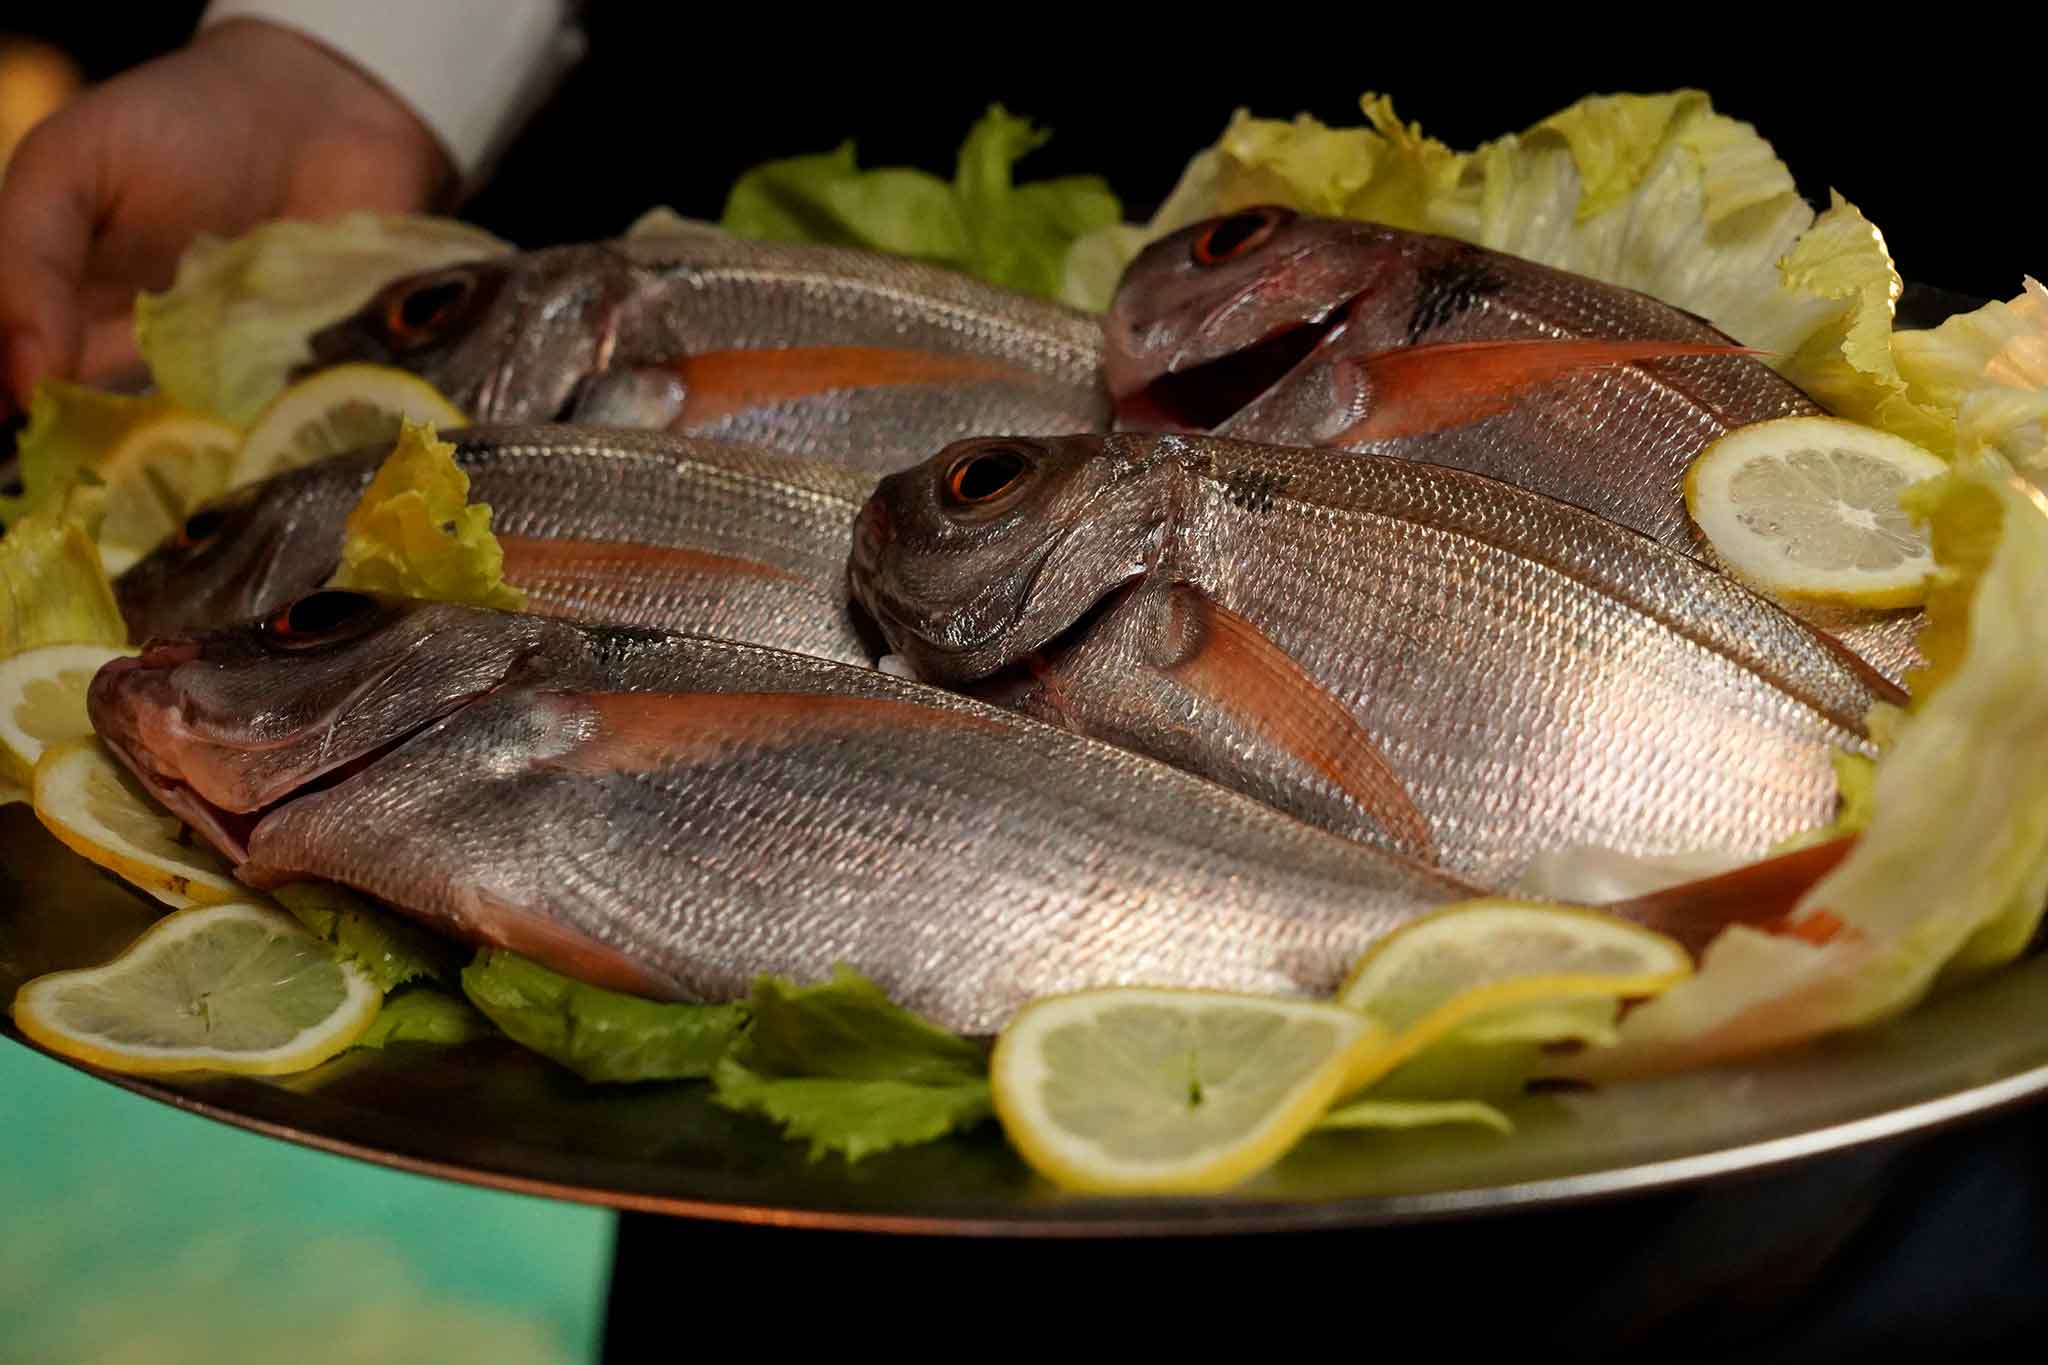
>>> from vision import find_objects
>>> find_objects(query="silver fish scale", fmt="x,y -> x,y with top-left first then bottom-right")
622,236 -> 1107,386
676,383 -> 1103,473
1225,256 -> 1922,681
444,429 -> 873,662
1163,438 -> 1877,885
245,634 -> 1477,1035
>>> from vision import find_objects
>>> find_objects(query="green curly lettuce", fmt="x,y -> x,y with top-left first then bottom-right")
722,105 -> 1121,301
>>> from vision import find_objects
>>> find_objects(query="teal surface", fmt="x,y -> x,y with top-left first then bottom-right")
0,1041 -> 613,1364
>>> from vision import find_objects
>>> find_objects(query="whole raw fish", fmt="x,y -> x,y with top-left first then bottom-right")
115,426 -> 877,663
88,595 -> 1482,1034
1104,207 -> 1921,679
301,235 -> 1110,471
848,433 -> 1898,887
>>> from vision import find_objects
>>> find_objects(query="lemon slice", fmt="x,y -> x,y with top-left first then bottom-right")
231,363 -> 465,488
1336,899 -> 1691,1090
0,643 -> 135,784
990,988 -> 1384,1194
90,413 -> 241,573
33,737 -> 241,908
11,900 -> 380,1075
1685,416 -> 1948,608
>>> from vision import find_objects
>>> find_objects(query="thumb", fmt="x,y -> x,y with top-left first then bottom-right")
0,115 -> 98,407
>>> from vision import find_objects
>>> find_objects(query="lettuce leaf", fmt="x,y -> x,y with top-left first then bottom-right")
722,106 -> 1120,301
354,986 -> 495,1049
622,206 -> 726,240
327,421 -> 525,611
270,881 -> 460,992
710,968 -> 992,1162
0,507 -> 129,660
1,383 -> 175,530
1579,457 -> 2048,1077
1061,89 -> 1832,344
135,213 -> 509,427
460,951 -> 747,1084
1317,1098 -> 1512,1135
1894,278 -> 2048,476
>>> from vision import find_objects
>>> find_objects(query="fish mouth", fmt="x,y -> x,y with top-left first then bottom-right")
105,724 -> 424,873
89,647 -> 490,874
97,695 -> 453,875
1116,294 -> 1360,432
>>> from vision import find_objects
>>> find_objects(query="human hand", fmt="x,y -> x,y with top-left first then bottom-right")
0,19 -> 452,411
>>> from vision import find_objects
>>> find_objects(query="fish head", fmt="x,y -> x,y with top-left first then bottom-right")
114,451 -> 378,640
1105,208 -> 1411,431
88,593 -> 561,865
849,433 -> 1185,683
299,246 -> 642,421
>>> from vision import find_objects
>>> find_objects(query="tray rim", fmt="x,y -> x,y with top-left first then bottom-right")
11,1015 -> 2048,1237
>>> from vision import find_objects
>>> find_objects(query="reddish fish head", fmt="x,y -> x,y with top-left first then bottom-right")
89,593 -> 568,867
1105,207 -> 1423,431
849,434 -> 1185,683
114,450 -> 380,641
300,245 -> 644,421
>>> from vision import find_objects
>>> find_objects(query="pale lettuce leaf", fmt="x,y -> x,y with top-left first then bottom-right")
327,421 -> 525,611
1580,457 -> 2048,1077
135,213 -> 509,427
1318,1098 -> 1512,1135
1,383 -> 175,530
1060,89 -> 1832,349
0,507 -> 129,660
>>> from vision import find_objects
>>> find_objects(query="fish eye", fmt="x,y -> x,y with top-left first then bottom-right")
263,591 -> 381,647
942,443 -> 1033,509
172,506 -> 226,550
1191,208 -> 1287,267
382,271 -> 473,347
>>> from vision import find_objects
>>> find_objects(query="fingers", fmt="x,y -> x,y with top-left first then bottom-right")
0,109 -> 101,408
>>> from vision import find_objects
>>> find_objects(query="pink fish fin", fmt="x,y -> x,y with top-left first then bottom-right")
1808,624 -> 1912,710
538,689 -> 1000,778
469,887 -> 688,1000
1327,339 -> 1770,444
672,346 -> 1033,427
1604,836 -> 1859,959
499,536 -> 803,615
1163,585 -> 1436,863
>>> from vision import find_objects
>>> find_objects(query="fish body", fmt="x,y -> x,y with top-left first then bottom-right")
849,433 -> 1896,887
88,597 -> 1479,1034
303,236 -> 1111,471
1105,208 -> 1920,679
114,426 -> 877,663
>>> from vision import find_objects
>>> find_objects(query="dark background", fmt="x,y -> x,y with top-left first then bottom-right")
13,8 -> 2037,303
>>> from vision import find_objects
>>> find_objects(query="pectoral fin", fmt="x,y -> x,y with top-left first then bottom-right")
1163,587 -> 1435,863
1330,339 -> 1767,444
1606,836 -> 1858,957
673,346 -> 1033,426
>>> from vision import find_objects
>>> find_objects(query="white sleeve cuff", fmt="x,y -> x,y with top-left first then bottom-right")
200,0 -> 585,183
